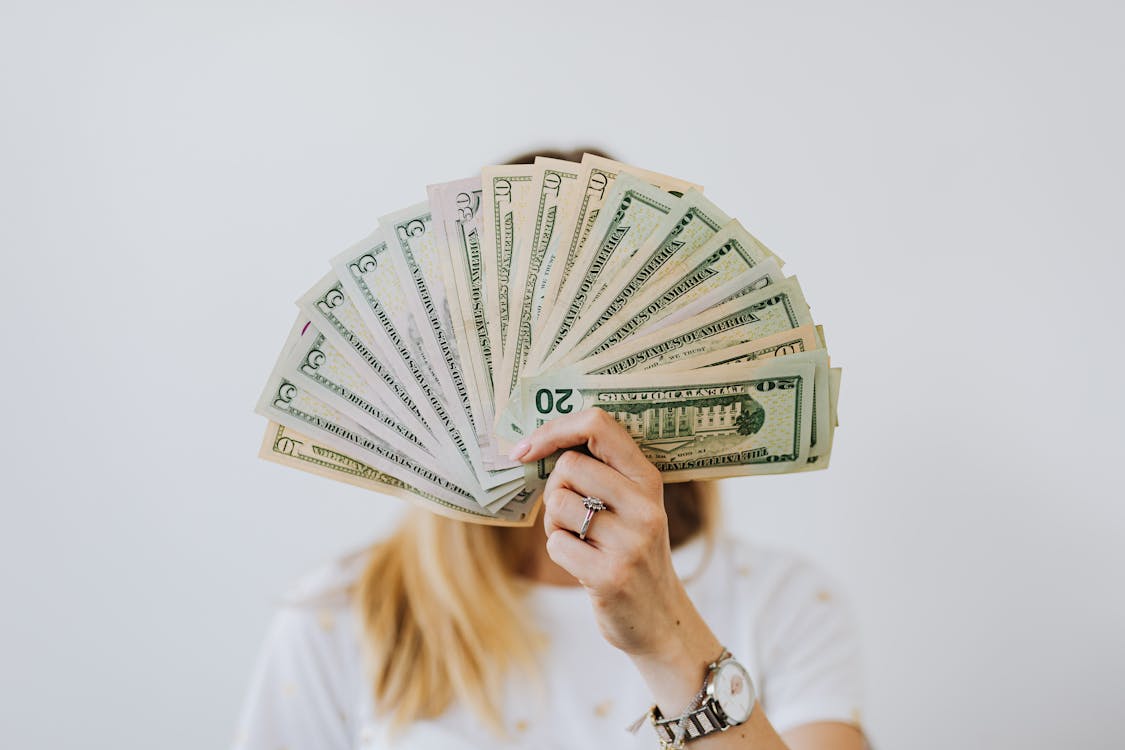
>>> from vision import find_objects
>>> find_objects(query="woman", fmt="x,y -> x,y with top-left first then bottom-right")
235,408 -> 866,749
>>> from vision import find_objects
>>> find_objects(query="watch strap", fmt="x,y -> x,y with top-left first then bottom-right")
652,703 -> 727,744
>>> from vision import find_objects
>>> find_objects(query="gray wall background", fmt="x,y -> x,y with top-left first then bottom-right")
1,1 -> 1122,747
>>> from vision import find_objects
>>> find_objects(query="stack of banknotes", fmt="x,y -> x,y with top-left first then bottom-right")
256,154 -> 840,526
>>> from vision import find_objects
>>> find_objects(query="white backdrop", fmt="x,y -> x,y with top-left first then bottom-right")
1,1 -> 1122,747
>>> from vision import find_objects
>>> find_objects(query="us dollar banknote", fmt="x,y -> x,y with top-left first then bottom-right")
527,174 -> 684,376
275,315 -> 442,469
645,257 -> 783,333
296,272 -> 436,444
538,153 -> 702,315
557,220 -> 781,365
493,251 -> 783,442
479,165 -> 536,363
572,276 -> 814,376
428,177 -> 515,469
635,328 -> 831,464
256,158 -> 842,524
256,366 -> 480,511
259,422 -> 535,525
656,324 -> 822,372
494,159 -> 581,430
520,354 -> 821,494
379,203 -> 522,490
538,188 -> 733,373
584,189 -> 731,310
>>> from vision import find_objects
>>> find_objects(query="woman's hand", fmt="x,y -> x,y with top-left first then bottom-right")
512,409 -> 863,750
510,408 -> 724,702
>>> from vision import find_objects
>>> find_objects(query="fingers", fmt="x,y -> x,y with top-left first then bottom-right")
542,486 -> 589,535
544,449 -> 654,523
544,528 -> 603,586
542,486 -> 621,545
514,408 -> 659,486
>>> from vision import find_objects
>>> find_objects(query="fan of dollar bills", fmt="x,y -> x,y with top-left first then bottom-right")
256,154 -> 840,526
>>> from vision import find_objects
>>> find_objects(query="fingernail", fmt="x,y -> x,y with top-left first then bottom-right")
508,440 -> 531,461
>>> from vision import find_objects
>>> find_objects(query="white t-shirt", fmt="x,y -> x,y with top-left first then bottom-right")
234,535 -> 862,749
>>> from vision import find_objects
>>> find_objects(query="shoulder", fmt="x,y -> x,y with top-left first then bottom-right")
679,533 -> 848,616
278,544 -> 372,608
712,535 -> 858,659
252,545 -> 374,690
715,535 -> 849,612
234,547 -> 374,749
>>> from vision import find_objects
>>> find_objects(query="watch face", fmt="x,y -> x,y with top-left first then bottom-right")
713,661 -> 755,724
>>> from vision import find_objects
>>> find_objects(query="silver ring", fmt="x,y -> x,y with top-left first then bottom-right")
579,496 -> 608,540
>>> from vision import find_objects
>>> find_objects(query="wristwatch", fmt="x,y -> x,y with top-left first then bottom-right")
652,651 -> 756,745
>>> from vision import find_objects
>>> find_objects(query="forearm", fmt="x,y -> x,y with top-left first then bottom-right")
627,593 -> 788,749
632,658 -> 785,749
517,413 -> 863,749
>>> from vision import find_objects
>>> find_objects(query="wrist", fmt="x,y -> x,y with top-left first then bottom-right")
628,613 -> 723,714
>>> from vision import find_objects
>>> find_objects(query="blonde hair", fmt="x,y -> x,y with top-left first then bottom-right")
353,481 -> 720,734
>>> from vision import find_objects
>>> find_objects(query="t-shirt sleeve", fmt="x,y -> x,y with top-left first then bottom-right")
233,603 -> 359,750
755,559 -> 864,734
